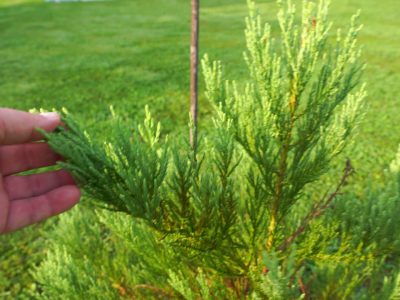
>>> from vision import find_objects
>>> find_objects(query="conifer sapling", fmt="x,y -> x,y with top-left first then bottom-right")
42,0 -> 365,295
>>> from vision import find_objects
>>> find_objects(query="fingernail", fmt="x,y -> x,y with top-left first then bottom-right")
40,112 -> 59,121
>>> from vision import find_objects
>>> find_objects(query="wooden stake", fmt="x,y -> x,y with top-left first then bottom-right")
189,0 -> 200,149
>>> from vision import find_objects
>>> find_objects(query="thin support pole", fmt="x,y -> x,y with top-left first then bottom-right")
189,0 -> 200,150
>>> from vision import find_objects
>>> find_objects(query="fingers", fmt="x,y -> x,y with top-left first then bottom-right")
4,170 -> 75,200
0,143 -> 60,176
3,185 -> 80,233
0,108 -> 60,145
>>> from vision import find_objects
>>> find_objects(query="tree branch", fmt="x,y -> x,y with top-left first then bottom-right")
132,284 -> 174,298
278,159 -> 354,252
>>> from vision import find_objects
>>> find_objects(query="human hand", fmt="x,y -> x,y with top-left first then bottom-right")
0,108 -> 80,234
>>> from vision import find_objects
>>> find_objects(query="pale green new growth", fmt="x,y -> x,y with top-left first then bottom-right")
202,0 -> 365,249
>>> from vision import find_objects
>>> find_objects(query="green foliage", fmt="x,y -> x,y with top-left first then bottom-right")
33,208 -> 124,300
0,0 -> 399,298
202,0 -> 365,251
34,0 -> 400,298
249,250 -> 304,299
33,150 -> 400,299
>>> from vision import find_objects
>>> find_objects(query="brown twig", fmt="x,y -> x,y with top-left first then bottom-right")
266,93 -> 298,250
278,159 -> 354,252
132,284 -> 174,298
298,277 -> 308,298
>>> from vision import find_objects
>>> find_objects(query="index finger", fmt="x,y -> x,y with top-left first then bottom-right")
0,108 -> 60,145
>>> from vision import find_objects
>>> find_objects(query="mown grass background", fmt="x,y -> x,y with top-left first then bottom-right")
0,0 -> 399,298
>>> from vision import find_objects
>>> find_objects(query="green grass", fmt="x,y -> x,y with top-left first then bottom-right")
0,0 -> 399,298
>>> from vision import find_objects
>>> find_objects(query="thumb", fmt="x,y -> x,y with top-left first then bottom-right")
0,108 -> 60,145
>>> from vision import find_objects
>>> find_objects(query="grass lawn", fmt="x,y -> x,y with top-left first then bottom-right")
0,0 -> 399,297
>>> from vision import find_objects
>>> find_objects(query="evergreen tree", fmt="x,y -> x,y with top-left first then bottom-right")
34,0 -> 400,298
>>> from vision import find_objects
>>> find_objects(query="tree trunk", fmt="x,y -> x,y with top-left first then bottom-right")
189,0 -> 200,149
